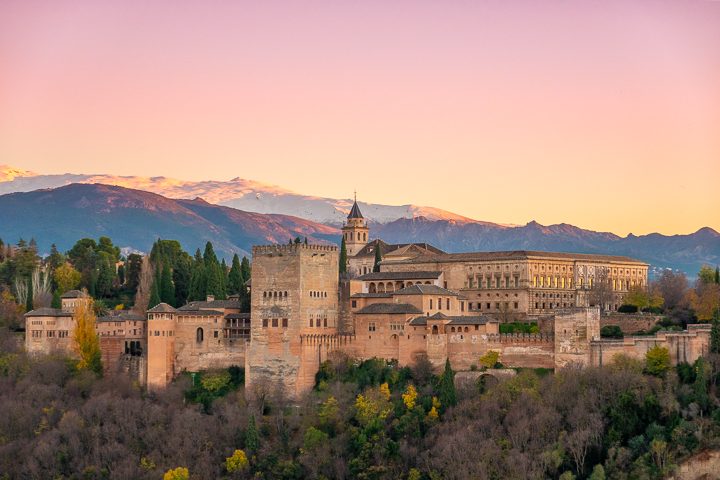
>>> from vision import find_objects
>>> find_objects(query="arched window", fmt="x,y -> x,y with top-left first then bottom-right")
196,327 -> 204,343
432,325 -> 439,335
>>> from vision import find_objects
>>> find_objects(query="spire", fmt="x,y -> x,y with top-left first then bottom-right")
348,194 -> 363,219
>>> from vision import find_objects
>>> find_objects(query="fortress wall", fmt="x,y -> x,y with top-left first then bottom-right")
600,314 -> 662,334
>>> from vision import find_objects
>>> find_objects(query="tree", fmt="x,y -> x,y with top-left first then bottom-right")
46,244 -> 65,271
624,284 -> 663,311
687,282 -> 720,321
657,270 -> 689,311
240,256 -> 251,284
94,253 -> 115,298
188,250 -> 206,301
124,253 -> 143,292
402,384 -> 418,410
228,254 -> 243,295
159,265 -> 175,305
245,415 -> 259,452
225,449 -> 249,473
712,311 -> 720,354
588,267 -> 613,312
373,246 -> 382,273
339,237 -> 348,275
698,265 -> 717,285
148,279 -> 161,309
73,295 -> 102,375
645,346 -> 671,376
173,255 -> 191,306
479,350 -> 500,370
438,359 -> 457,408
163,467 -> 189,480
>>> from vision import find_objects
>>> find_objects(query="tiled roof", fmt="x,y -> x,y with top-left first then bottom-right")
356,271 -> 442,281
24,307 -> 72,317
350,293 -> 394,298
179,299 -> 242,310
409,314 -> 495,326
147,303 -> 177,313
389,250 -> 647,265
224,313 -> 251,320
354,303 -> 423,315
393,284 -> 460,296
352,239 -> 445,259
176,309 -> 225,317
97,312 -> 145,322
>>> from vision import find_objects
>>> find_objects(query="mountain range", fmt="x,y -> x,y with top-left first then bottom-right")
0,165 -> 718,275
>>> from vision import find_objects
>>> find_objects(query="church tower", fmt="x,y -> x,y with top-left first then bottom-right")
342,195 -> 369,257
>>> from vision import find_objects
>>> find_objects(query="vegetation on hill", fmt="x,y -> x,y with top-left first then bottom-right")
4,332 -> 720,479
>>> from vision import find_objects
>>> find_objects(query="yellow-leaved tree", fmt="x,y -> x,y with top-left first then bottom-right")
53,262 -> 82,295
73,294 -> 102,375
225,449 -> 249,473
402,384 -> 417,410
163,467 -> 189,480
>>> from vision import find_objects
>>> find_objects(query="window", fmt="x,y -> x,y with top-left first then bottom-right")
486,302 -> 491,309
446,298 -> 450,310
262,319 -> 268,328
514,302 -> 519,309
196,327 -> 204,343
309,318 -> 313,327
272,318 -> 278,327
316,318 -> 321,327
323,318 -> 328,327
282,318 -> 288,328
214,330 -> 219,338
352,300 -> 357,308
368,322 -> 376,332
429,299 -> 433,309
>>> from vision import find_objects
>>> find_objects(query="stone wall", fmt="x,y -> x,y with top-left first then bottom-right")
600,313 -> 661,334
554,308 -> 601,368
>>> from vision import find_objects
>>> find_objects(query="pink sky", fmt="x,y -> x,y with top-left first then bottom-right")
1,0 -> 719,236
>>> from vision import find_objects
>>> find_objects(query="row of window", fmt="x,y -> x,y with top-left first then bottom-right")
310,291 -> 328,298
344,231 -> 367,242
534,302 -> 574,309
261,318 -> 289,328
309,317 -> 329,327
263,291 -> 288,299
470,302 -> 520,311
428,298 -> 452,310
31,330 -> 69,338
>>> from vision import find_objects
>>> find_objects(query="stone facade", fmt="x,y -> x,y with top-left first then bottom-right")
246,243 -> 339,398
25,290 -> 92,356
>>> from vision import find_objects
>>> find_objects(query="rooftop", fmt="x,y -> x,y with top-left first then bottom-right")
60,289 -> 88,299
354,303 -> 423,315
393,284 -> 460,296
24,307 -> 72,318
388,250 -> 647,265
356,270 -> 442,281
147,303 -> 177,313
409,314 -> 495,326
347,199 -> 364,219
178,299 -> 242,310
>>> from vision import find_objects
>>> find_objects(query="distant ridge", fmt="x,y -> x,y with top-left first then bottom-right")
0,183 -> 717,275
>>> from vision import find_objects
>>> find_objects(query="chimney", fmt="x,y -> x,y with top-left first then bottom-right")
206,295 -> 215,302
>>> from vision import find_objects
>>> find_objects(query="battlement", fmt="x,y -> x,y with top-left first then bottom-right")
486,332 -> 555,343
300,333 -> 356,345
252,243 -> 338,256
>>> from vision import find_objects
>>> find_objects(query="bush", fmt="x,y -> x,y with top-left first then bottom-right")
618,304 -> 638,313
600,325 -> 624,339
499,322 -> 539,334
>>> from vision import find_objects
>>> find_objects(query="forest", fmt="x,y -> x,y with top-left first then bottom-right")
3,325 -> 720,479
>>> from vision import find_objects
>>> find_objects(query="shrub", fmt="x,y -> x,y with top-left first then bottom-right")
600,325 -> 624,339
618,304 -> 638,313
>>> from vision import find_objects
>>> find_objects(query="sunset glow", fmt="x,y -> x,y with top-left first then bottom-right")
1,1 -> 719,235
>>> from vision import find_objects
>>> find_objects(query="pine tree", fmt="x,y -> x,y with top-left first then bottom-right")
373,245 -> 382,273
160,265 -> 175,305
711,310 -> 720,354
25,277 -> 33,312
203,242 -> 218,266
715,266 -> 720,284
304,237 -> 308,245
438,359 -> 457,408
173,256 -> 191,306
240,256 -> 251,283
228,254 -> 243,295
148,279 -> 161,309
339,237 -> 348,275
47,243 -> 64,271
188,250 -> 206,301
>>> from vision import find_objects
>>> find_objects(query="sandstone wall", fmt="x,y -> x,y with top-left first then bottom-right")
600,313 -> 661,334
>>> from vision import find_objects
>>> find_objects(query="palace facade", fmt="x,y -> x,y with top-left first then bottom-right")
23,198 -> 709,397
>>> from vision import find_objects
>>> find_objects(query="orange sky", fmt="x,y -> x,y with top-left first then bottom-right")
1,1 -> 718,236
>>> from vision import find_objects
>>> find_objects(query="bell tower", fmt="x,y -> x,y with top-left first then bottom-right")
342,193 -> 369,257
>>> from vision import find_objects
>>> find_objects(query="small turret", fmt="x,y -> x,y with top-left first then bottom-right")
342,193 -> 369,257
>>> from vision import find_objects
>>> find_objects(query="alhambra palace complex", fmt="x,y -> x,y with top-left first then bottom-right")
25,200 -> 711,397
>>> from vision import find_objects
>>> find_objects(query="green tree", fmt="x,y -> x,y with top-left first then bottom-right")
173,255 -> 191,306
711,310 -> 720,354
645,346 -> 671,376
94,253 -> 115,298
245,415 -> 259,452
148,279 -> 161,309
160,265 -> 175,305
124,253 -> 143,292
228,254 -> 243,295
373,245 -> 382,273
188,249 -> 206,301
438,359 -> 457,408
588,464 -> 606,480
339,237 -> 348,275
51,289 -> 61,309
698,265 -> 717,285
240,256 -> 251,284
46,243 -> 65,271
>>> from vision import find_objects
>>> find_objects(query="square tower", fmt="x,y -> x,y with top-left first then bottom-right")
246,243 -> 339,398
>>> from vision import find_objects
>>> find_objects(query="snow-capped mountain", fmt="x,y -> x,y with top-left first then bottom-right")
0,165 -> 475,225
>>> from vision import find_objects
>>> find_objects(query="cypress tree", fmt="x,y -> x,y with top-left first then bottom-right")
438,359 -> 457,408
715,266 -> 719,284
148,279 -> 161,309
303,237 -> 308,245
51,289 -> 61,309
173,256 -> 191,306
373,245 -> 382,273
188,259 -> 206,301
25,277 -> 33,312
160,265 -> 175,305
711,310 -> 720,354
245,415 -> 259,452
228,254 -> 243,295
339,237 -> 348,275
240,256 -> 251,283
